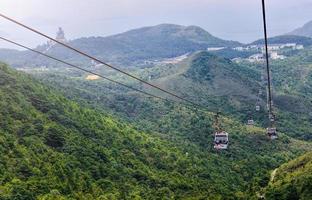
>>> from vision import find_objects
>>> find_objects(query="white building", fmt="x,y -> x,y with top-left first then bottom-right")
248,54 -> 264,62
207,47 -> 225,51
233,47 -> 244,51
232,57 -> 243,63
233,43 -> 304,52
267,45 -> 281,51
270,51 -> 286,60
294,45 -> 304,50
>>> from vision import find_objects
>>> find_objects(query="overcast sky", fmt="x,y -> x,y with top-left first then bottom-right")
0,0 -> 311,49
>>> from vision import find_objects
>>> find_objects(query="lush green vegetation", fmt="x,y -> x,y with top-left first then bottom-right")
0,61 -> 311,199
28,48 -> 312,143
210,48 -> 257,59
14,46 -> 312,197
241,47 -> 312,140
265,152 -> 312,200
1,25 -> 312,198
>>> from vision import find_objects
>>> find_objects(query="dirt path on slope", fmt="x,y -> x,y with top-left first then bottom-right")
270,168 -> 278,182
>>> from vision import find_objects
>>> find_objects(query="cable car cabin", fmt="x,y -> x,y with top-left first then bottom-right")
247,119 -> 254,126
269,113 -> 275,122
267,127 -> 278,140
259,90 -> 263,95
256,105 -> 260,111
214,131 -> 229,150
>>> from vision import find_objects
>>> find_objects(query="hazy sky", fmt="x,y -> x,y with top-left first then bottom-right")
0,0 -> 311,49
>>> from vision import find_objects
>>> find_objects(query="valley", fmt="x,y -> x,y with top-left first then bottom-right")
1,15 -> 312,199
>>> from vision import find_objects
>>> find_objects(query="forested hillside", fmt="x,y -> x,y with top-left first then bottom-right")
242,47 -> 312,140
36,50 -> 312,141
0,62 -> 311,199
265,152 -> 312,200
1,1 -> 312,198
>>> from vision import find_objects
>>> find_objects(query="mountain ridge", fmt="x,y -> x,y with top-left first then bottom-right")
288,20 -> 312,38
0,24 -> 241,68
250,35 -> 312,46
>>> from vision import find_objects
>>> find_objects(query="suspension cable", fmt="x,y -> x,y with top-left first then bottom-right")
0,13 -> 203,108
0,36 -> 166,101
261,0 -> 274,126
0,36 -> 215,117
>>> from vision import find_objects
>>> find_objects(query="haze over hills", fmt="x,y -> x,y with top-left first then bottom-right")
288,20 -> 312,38
2,22 -> 312,70
0,24 -> 241,68
250,35 -> 312,46
2,22 -> 312,72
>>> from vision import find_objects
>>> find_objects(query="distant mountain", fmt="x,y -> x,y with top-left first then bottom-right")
0,24 -> 241,68
288,20 -> 312,38
265,152 -> 312,199
250,35 -> 312,46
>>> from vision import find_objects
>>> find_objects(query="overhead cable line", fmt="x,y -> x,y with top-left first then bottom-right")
261,0 -> 278,140
0,36 -> 212,115
0,36 -> 166,101
261,0 -> 274,124
0,13 -> 202,108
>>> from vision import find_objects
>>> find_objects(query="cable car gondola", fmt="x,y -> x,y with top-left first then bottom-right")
267,127 -> 277,140
259,89 -> 263,96
247,119 -> 254,126
247,112 -> 255,126
256,97 -> 261,111
213,112 -> 229,150
214,131 -> 229,150
269,113 -> 275,122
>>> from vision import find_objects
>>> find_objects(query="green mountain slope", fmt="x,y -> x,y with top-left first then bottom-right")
140,51 -> 312,141
32,48 -> 312,142
265,152 -> 312,200
0,63 -> 229,199
242,47 -> 312,140
0,24 -> 241,68
1,62 -> 312,199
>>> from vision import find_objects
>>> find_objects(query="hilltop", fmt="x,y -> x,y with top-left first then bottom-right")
0,24 -> 241,68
